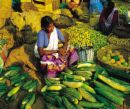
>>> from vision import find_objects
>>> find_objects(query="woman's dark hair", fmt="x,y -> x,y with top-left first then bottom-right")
105,1 -> 115,19
41,16 -> 54,29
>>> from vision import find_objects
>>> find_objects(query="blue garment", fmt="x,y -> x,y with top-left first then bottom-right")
90,0 -> 103,13
37,28 -> 65,48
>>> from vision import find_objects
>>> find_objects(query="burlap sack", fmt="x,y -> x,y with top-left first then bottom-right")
0,29 -> 14,50
4,45 -> 37,71
0,0 -> 12,19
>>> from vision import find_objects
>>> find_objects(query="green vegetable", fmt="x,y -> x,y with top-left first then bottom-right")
62,96 -> 76,109
61,88 -> 82,100
25,93 -> 36,109
82,83 -> 96,94
7,86 -> 20,97
78,88 -> 97,102
95,88 -> 124,105
94,80 -> 125,97
79,101 -> 104,108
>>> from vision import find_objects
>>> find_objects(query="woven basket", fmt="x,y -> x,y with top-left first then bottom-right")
97,44 -> 130,72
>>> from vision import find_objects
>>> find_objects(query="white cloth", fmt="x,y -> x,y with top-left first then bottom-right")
44,27 -> 58,51
104,8 -> 117,28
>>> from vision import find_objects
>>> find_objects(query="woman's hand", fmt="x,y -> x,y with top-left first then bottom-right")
59,48 -> 67,56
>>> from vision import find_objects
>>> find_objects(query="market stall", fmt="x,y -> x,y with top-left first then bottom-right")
0,0 -> 130,109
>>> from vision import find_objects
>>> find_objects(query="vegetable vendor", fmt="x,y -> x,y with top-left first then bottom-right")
99,1 -> 119,35
36,16 -> 79,78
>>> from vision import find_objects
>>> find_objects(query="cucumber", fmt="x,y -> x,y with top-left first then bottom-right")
78,88 -> 97,102
25,81 -> 37,91
23,80 -> 33,89
4,70 -> 18,78
64,74 -> 86,82
110,77 -> 130,86
61,88 -> 82,100
79,101 -> 104,108
94,80 -> 125,98
82,83 -> 96,94
45,92 -> 60,98
98,74 -> 130,92
22,93 -> 33,105
46,79 -> 60,85
64,68 -> 73,74
25,93 -> 36,109
55,95 -> 63,107
41,85 -> 47,93
95,88 -> 124,105
10,73 -> 21,80
7,86 -> 20,97
0,91 -> 6,97
62,96 -> 76,109
94,94 -> 117,109
74,70 -> 92,76
43,93 -> 56,105
64,94 -> 79,104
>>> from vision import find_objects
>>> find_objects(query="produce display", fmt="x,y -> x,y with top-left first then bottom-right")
40,62 -> 130,109
102,49 -> 130,67
108,35 -> 130,48
54,14 -> 75,28
1,1 -> 130,108
61,9 -> 73,18
65,23 -> 108,51
65,23 -> 92,48
97,45 -> 130,72
118,6 -> 128,15
0,66 -> 39,109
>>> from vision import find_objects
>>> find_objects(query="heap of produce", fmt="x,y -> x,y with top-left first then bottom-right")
108,35 -> 130,48
102,49 -> 130,67
89,29 -> 108,51
118,6 -> 128,15
65,23 -> 92,48
40,62 -> 130,109
61,9 -> 73,18
65,23 -> 108,51
0,66 -> 39,109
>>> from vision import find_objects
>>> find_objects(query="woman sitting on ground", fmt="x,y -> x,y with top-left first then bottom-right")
37,16 -> 79,78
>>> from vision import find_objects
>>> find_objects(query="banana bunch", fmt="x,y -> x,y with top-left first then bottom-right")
61,9 -> 73,18
65,23 -> 92,48
11,12 -> 26,31
118,6 -> 128,15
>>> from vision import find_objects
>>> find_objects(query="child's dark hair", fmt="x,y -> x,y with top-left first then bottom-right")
41,16 -> 54,29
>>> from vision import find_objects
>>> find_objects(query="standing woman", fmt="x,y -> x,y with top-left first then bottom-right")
89,0 -> 103,14
37,16 -> 79,78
